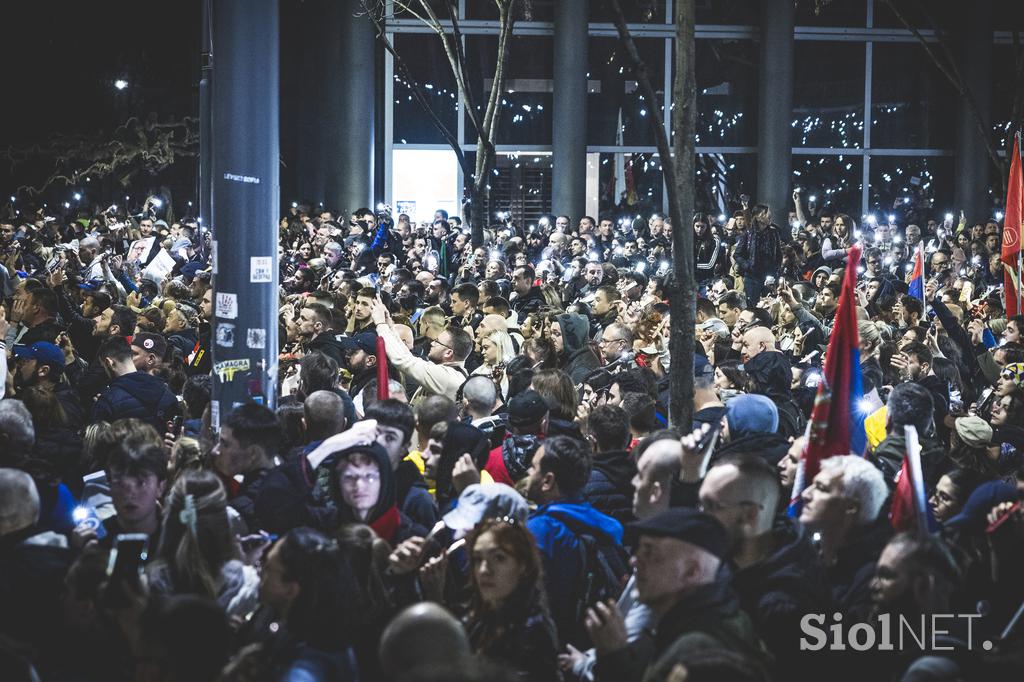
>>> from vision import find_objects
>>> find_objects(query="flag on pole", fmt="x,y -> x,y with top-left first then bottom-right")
1002,134 -> 1023,318
907,241 -> 925,304
890,425 -> 938,534
787,244 -> 867,516
376,336 -> 390,401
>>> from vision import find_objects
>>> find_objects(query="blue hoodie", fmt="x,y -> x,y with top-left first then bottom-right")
527,497 -> 624,642
92,371 -> 179,434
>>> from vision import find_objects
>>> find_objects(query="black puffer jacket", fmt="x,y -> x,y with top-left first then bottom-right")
827,517 -> 892,623
583,450 -> 637,524
715,432 -> 792,467
732,224 -> 782,278
92,372 -> 179,434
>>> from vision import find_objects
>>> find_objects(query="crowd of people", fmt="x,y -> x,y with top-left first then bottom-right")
1,189 -> 1023,682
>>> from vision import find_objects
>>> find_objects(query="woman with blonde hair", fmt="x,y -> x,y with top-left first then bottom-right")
472,330 -> 517,400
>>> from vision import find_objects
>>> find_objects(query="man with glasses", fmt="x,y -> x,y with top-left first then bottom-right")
698,454 -> 829,678
372,296 -> 472,404
598,323 -> 634,365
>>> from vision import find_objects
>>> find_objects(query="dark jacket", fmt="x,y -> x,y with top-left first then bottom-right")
19,317 -> 65,346
555,313 -> 601,384
92,371 -> 179,433
511,285 -> 546,317
583,450 -> 637,524
595,568 -> 769,682
167,326 -> 200,361
32,426 -> 84,495
254,454 -> 336,536
695,233 -> 727,282
872,431 -> 949,490
434,421 -> 491,512
466,584 -> 562,682
827,517 -> 892,623
715,432 -> 792,467
527,497 -> 624,646
733,516 -> 832,679
744,351 -> 806,440
229,467 -> 273,534
394,459 -> 439,530
733,225 -> 782,278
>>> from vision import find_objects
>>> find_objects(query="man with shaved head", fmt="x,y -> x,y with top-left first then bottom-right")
740,325 -> 776,364
303,390 -> 346,448
379,602 -> 471,679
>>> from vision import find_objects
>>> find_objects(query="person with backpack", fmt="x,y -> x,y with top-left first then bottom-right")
522,435 -> 626,647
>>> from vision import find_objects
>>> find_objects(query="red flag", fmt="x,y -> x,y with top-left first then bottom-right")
890,426 -> 936,535
788,245 -> 867,516
376,336 -> 390,401
1002,135 -> 1023,317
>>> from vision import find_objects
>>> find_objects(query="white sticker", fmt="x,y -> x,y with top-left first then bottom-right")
216,292 -> 238,319
246,328 -> 267,349
250,256 -> 273,283
213,358 -> 251,382
211,240 -> 218,275
210,400 -> 220,431
215,323 -> 235,347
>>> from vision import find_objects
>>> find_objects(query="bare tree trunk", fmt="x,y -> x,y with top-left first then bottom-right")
608,0 -> 696,428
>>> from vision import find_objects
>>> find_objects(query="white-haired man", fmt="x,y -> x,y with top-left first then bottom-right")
800,454 -> 891,621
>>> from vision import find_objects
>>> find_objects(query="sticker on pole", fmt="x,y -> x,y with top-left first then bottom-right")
216,292 -> 238,319
210,400 -> 220,431
247,328 -> 267,349
214,358 -> 250,382
215,323 -> 235,347
211,240 -> 218,275
250,257 -> 273,283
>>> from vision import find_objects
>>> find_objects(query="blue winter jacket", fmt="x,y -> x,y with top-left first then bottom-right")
527,497 -> 623,644
93,371 -> 179,433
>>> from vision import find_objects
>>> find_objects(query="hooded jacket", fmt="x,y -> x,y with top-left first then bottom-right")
872,430 -> 949,490
527,497 -> 624,646
555,312 -> 601,384
434,421 -> 491,512
485,432 -> 543,486
316,443 -> 427,545
744,351 -> 806,440
583,449 -> 637,524
92,371 -> 179,433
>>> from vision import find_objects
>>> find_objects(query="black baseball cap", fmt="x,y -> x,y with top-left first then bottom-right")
337,331 -> 378,355
507,389 -> 549,428
626,507 -> 729,559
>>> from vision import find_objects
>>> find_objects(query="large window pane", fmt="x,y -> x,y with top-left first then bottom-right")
791,154 -> 864,215
393,34 -> 459,144
991,45 -> 1017,156
594,152 -> 664,219
466,0 -> 668,22
793,42 -> 865,148
695,39 -> 758,146
870,43 -> 956,149
392,149 -> 461,224
696,153 -> 758,215
469,151 -> 553,226
587,38 -> 667,147
868,156 -> 955,220
794,2 -> 865,27
695,0 -> 757,25
464,36 -> 553,146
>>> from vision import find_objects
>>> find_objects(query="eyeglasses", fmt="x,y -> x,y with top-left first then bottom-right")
340,472 -> 380,487
431,338 -> 454,351
599,337 -> 625,346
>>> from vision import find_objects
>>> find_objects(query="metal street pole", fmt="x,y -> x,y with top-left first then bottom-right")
209,0 -> 280,425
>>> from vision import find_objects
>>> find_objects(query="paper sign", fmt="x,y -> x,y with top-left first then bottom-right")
247,328 -> 267,349
216,292 -> 238,319
215,323 -> 235,347
213,358 -> 250,382
141,248 -> 176,284
250,256 -> 273,283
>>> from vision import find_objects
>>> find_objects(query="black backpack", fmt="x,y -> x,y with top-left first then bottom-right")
548,511 -> 630,646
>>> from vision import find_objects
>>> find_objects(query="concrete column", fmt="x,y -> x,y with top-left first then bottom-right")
325,0 -> 376,214
756,0 -> 794,230
954,0 -> 993,222
552,0 -> 588,219
210,0 -> 280,415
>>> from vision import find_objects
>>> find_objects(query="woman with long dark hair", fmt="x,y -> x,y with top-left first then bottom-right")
457,518 -> 561,682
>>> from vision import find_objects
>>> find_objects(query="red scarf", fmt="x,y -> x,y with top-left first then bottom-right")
370,505 -> 401,544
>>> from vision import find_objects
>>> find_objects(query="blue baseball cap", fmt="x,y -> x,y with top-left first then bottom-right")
12,342 -> 65,372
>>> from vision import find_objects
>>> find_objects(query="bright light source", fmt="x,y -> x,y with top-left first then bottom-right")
717,213 -> 726,222
857,399 -> 875,415
73,193 -> 81,201
945,213 -> 953,221
888,214 -> 895,223
114,79 -> 128,90
808,195 -> 817,202
996,211 -> 1004,221
151,198 -> 163,208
